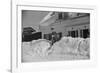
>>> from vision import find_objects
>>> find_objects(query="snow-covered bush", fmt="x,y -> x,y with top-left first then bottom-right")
30,39 -> 51,56
22,42 -> 34,57
51,37 -> 79,55
22,37 -> 90,58
78,38 -> 90,57
51,37 -> 90,57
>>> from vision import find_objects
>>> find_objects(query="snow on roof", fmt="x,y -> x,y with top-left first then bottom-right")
39,12 -> 56,26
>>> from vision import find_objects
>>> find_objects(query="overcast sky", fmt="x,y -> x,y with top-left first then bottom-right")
22,10 -> 49,31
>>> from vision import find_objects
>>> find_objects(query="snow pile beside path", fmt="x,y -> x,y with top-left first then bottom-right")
22,39 -> 51,57
78,38 -> 90,56
22,37 -> 90,58
29,39 -> 51,56
22,42 -> 34,57
51,37 -> 90,57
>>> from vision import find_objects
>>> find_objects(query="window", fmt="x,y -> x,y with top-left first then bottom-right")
80,29 -> 90,38
80,30 -> 83,38
58,12 -> 63,19
75,30 -> 78,37
71,31 -> 75,37
82,29 -> 89,38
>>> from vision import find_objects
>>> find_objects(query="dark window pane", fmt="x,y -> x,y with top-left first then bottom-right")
71,31 -> 75,37
83,29 -> 89,38
58,13 -> 63,19
80,30 -> 83,38
75,30 -> 78,37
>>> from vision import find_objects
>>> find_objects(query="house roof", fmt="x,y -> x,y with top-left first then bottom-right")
39,12 -> 57,26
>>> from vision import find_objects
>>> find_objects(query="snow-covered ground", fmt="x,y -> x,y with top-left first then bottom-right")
22,37 -> 90,62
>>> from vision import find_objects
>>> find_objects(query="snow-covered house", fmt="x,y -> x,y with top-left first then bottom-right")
39,12 -> 90,43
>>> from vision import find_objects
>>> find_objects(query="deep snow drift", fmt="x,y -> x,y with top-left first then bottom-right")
22,37 -> 90,62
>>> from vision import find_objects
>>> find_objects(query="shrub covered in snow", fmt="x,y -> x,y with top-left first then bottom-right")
78,38 -> 90,57
51,37 -> 90,57
22,37 -> 90,58
24,39 -> 51,56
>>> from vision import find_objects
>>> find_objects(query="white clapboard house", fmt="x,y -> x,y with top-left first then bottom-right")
39,12 -> 90,43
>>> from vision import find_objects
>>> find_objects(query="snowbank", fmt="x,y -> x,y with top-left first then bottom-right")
51,37 -> 90,57
22,39 -> 51,57
31,39 -> 51,56
22,37 -> 90,58
78,38 -> 90,56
